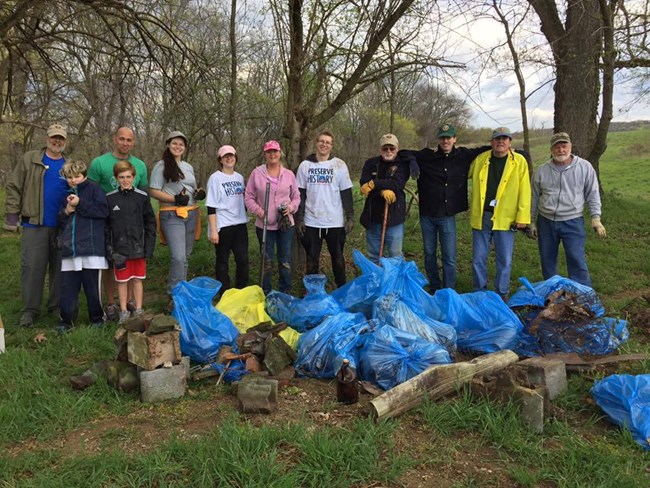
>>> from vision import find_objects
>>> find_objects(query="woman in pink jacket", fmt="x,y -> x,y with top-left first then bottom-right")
245,140 -> 300,294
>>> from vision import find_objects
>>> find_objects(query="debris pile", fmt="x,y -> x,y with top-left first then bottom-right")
509,276 -> 629,357
70,313 -> 189,403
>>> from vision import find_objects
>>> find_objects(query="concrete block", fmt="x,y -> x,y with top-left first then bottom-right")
471,372 -> 548,433
128,330 -> 181,371
513,385 -> 546,433
237,377 -> 278,414
517,357 -> 568,400
264,336 -> 297,376
139,362 -> 187,402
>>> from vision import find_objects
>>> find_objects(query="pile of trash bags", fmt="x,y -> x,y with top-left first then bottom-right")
509,276 -> 629,357
170,251 -> 629,392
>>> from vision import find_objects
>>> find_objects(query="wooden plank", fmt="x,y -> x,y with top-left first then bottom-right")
370,350 -> 519,422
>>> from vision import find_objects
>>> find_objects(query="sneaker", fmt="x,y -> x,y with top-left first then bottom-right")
19,314 -> 34,328
91,320 -> 105,328
133,308 -> 144,317
56,322 -> 73,334
127,300 -> 137,313
106,303 -> 120,322
118,310 -> 131,324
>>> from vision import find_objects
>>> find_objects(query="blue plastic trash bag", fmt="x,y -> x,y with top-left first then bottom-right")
358,325 -> 451,390
509,276 -> 605,317
515,316 -> 629,357
431,289 -> 522,353
295,312 -> 370,378
172,277 -> 240,363
208,359 -> 248,383
266,274 -> 344,332
377,257 -> 442,319
591,374 -> 650,450
332,250 -> 382,317
372,293 -> 456,352
265,291 -> 296,325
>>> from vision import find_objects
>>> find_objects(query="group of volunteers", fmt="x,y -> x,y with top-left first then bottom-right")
4,121 -> 606,331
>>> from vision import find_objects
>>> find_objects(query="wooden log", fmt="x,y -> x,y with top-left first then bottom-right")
370,350 -> 519,422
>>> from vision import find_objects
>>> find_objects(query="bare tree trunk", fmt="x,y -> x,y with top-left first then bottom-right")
492,1 -> 531,163
229,0 -> 238,145
530,0 -> 605,175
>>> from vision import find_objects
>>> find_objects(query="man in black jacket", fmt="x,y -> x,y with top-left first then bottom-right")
359,134 -> 413,263
409,124 -> 489,293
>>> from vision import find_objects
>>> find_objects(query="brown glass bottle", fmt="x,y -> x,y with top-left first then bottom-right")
336,359 -> 359,404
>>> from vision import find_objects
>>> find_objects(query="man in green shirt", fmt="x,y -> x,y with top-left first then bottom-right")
88,127 -> 149,320
88,127 -> 148,192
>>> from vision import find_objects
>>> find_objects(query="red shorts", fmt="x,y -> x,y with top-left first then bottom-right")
114,258 -> 147,282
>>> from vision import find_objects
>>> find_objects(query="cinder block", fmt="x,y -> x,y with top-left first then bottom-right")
237,377 -> 278,414
517,357 -> 568,400
139,362 -> 187,403
513,385 -> 546,433
128,330 -> 181,371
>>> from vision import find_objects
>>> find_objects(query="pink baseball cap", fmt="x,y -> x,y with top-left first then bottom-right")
218,145 -> 236,158
263,140 -> 281,152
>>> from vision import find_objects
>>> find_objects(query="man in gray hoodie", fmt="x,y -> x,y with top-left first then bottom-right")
529,132 -> 606,286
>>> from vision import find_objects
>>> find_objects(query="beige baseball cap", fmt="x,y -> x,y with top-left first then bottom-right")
379,133 -> 399,147
47,123 -> 67,139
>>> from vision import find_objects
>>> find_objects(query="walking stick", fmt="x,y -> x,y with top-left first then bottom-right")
259,181 -> 271,288
378,200 -> 389,260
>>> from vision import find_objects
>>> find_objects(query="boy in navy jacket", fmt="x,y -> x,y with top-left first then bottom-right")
57,160 -> 109,332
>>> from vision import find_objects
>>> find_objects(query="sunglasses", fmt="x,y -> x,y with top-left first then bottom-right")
381,146 -> 397,152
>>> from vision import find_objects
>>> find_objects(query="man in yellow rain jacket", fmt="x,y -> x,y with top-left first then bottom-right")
469,127 -> 530,301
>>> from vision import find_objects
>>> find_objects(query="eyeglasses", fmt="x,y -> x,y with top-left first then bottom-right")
381,146 -> 397,152
317,140 -> 333,146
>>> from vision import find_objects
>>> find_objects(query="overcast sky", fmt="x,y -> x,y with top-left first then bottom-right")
437,11 -> 650,131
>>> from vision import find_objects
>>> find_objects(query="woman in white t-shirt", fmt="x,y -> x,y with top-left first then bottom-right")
206,145 -> 249,292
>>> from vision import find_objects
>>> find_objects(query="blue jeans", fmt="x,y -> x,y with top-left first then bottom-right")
160,208 -> 198,295
472,212 -> 515,297
420,215 -> 457,290
366,223 -> 404,264
537,215 -> 591,286
256,226 -> 295,294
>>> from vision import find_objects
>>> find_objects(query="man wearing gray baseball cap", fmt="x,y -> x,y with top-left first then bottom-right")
528,132 -> 605,286
469,127 -> 531,301
4,123 -> 70,327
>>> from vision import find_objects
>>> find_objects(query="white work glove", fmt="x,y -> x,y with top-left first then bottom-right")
591,216 -> 607,238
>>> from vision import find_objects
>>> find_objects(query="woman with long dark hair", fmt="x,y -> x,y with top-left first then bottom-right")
149,131 -> 204,299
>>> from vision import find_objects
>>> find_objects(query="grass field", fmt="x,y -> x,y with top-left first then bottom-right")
1,128 -> 649,487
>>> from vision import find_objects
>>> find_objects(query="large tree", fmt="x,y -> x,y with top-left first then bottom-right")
528,0 -> 649,174
270,0 -> 462,167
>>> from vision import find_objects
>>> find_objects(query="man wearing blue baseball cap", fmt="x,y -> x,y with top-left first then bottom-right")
469,127 -> 531,301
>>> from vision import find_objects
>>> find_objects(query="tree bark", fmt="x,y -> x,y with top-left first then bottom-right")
370,350 -> 519,422
529,0 -> 607,175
